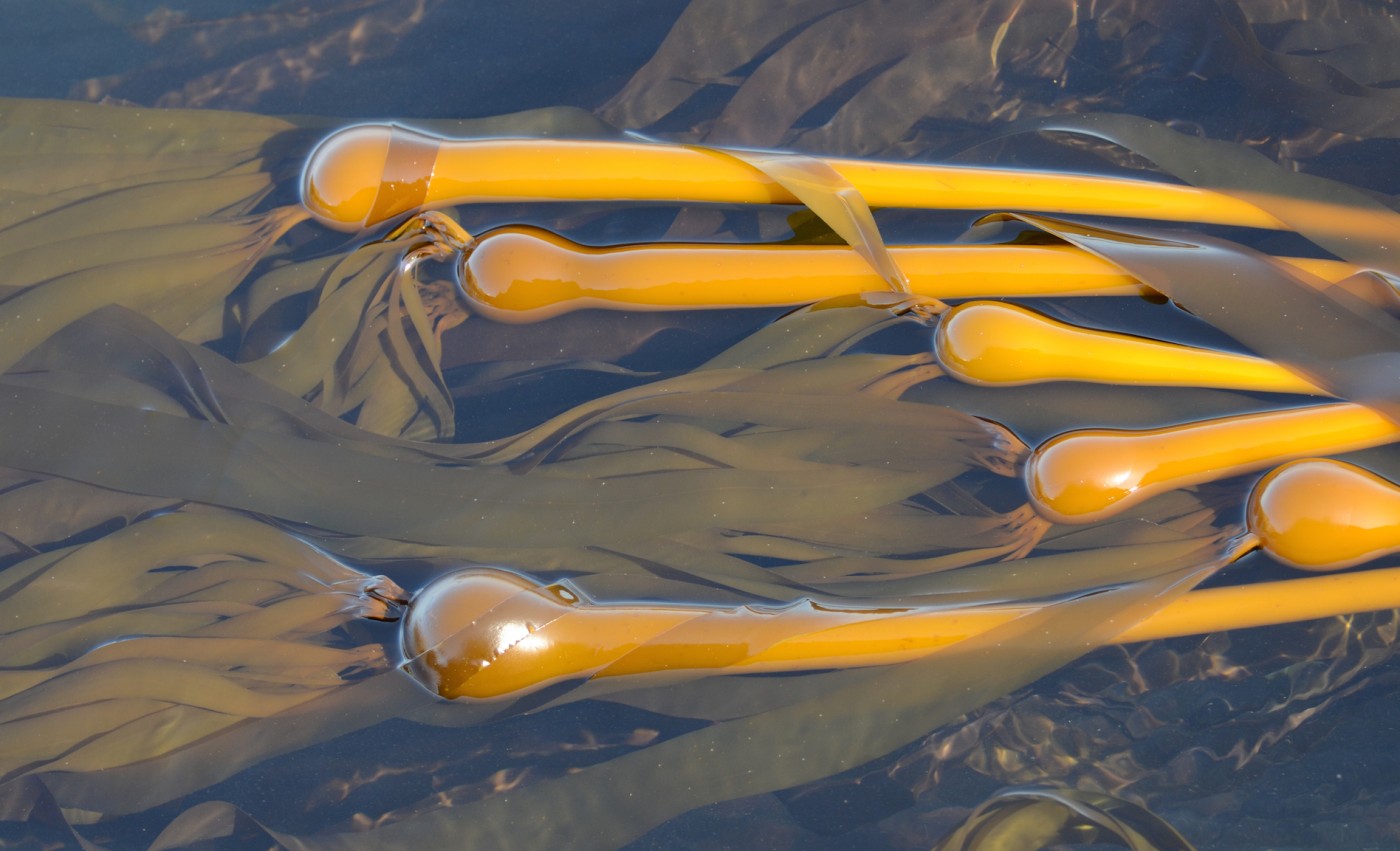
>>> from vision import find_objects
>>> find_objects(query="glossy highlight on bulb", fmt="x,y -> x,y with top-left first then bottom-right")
1248,459 -> 1400,571
300,124 -> 1293,232
455,226 -> 1358,321
402,563 -> 1400,702
935,301 -> 1326,394
1027,403 -> 1400,525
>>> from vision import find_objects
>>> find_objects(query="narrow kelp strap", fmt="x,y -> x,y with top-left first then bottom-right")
455,224 -> 1369,320
282,558 -> 1232,851
989,214 -> 1400,423
0,383 -> 956,549
300,125 -> 1288,232
1017,113 -> 1400,277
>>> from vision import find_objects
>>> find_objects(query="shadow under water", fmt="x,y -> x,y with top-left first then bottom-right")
1,0 -> 1399,848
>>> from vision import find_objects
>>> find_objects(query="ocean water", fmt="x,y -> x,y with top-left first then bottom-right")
1,1 -> 1399,848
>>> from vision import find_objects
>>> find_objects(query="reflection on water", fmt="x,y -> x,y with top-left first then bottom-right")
1,1 -> 1399,848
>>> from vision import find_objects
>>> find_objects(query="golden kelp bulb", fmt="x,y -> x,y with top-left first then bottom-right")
935,302 -> 1325,394
401,563 -> 1400,701
1027,404 -> 1400,525
1247,459 -> 1400,571
401,567 -> 1020,700
459,227 -> 1357,322
301,124 -> 1287,232
460,226 -> 1154,321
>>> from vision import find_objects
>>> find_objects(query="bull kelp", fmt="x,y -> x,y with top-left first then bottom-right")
2,0 -> 1399,848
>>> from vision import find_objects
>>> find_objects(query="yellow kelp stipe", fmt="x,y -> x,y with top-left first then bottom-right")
1027,404 -> 1400,525
301,124 -> 1288,232
935,302 -> 1325,394
1248,459 -> 1400,571
402,564 -> 1400,702
457,225 -> 1357,322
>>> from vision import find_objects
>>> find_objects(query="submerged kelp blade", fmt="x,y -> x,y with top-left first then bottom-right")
987,214 -> 1400,421
598,0 -> 850,130
1010,113 -> 1400,277
714,148 -> 911,293
0,298 -> 1013,556
0,510 -> 400,805
267,544 -> 1232,850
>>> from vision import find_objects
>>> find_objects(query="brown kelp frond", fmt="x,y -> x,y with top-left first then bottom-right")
0,509 -> 400,794
988,213 -> 1400,421
1000,113 -> 1400,276
0,301 -> 1010,553
0,98 -> 305,358
279,547 -> 1232,850
603,0 -> 1400,157
243,214 -> 469,440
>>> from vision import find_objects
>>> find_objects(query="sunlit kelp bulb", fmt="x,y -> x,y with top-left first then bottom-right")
458,227 -> 1358,321
1027,404 -> 1400,525
460,226 -> 1152,321
935,301 -> 1326,394
301,123 -> 1289,232
401,562 -> 1400,702
401,567 -> 1024,700
1247,459 -> 1400,571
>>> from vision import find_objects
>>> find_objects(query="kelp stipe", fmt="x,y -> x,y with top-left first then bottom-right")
936,301 -> 1326,394
1248,459 -> 1400,571
455,225 -> 1363,322
300,123 -> 1289,232
397,547 -> 1400,705
1027,404 -> 1400,525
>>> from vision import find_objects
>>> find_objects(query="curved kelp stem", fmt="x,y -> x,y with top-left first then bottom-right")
977,214 -> 1400,423
454,225 -> 1364,322
301,125 -> 1290,233
4,94 -> 1400,850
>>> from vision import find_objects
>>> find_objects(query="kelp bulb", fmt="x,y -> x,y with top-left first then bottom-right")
400,568 -> 581,700
935,301 -> 1323,394
1248,459 -> 1400,571
302,124 -> 1290,233
303,124 -> 439,231
1028,403 -> 1400,524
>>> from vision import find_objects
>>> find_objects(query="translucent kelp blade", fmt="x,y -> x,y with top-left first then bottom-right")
713,148 -> 912,293
1205,1 -> 1400,139
988,214 -> 1400,421
0,303 -> 1008,551
0,475 -> 174,552
265,547 -> 1231,850
0,777 -> 107,851
0,98 -> 293,160
702,0 -> 1067,147
598,0 -> 849,130
0,382 -> 968,548
0,173 -> 274,250
1013,113 -> 1400,277
780,4 -> 1077,156
0,216 -> 298,366
0,514 -> 398,799
42,672 -> 433,818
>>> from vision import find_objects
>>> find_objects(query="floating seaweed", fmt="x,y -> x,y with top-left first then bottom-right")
1,1 -> 1399,848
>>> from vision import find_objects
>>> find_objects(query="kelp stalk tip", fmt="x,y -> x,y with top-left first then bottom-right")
1027,403 -> 1399,524
402,560 -> 1400,702
455,226 -> 1358,322
936,301 -> 1327,394
1248,458 -> 1400,570
301,124 -> 1289,232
